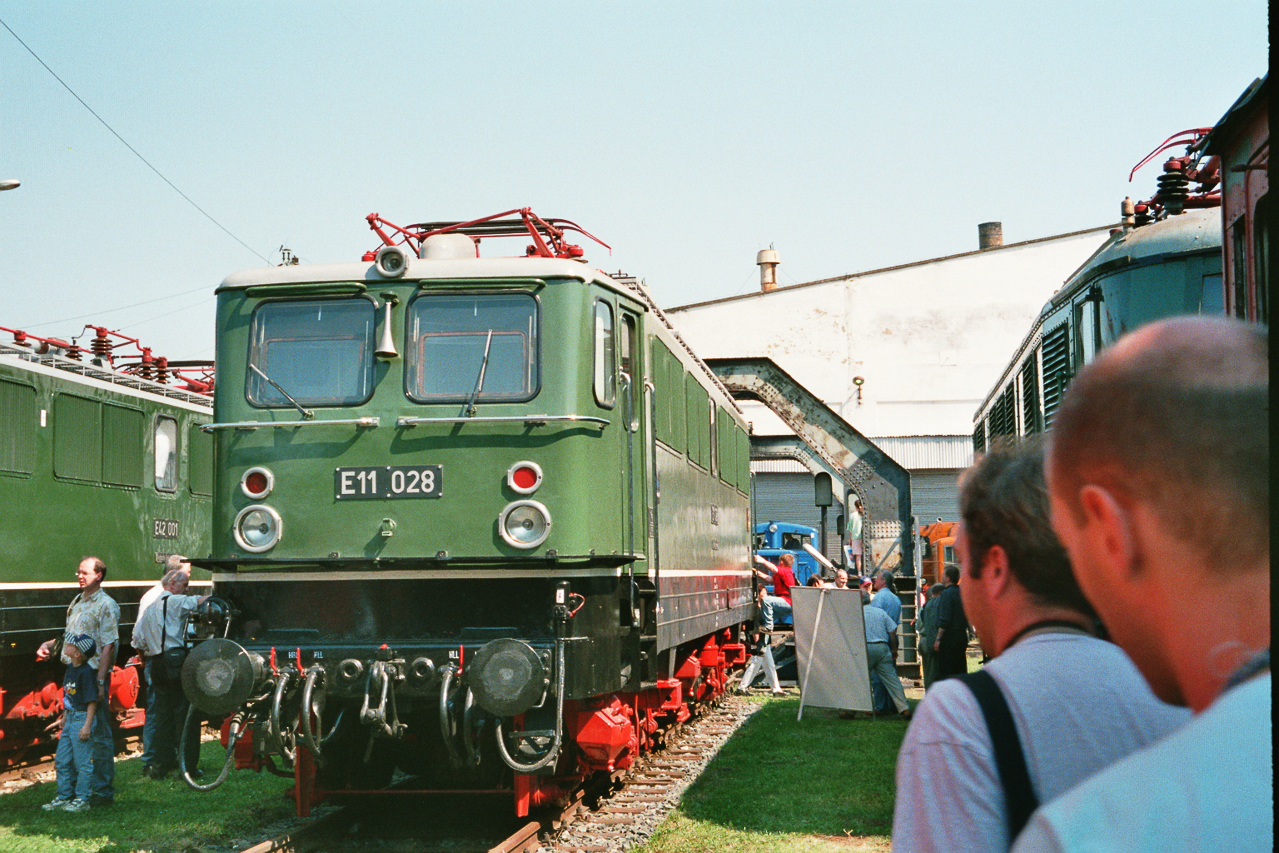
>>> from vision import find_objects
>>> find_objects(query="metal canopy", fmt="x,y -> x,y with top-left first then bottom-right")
706,356 -> 914,573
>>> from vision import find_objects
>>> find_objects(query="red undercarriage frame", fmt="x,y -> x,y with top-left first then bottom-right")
1,661 -> 145,767
225,631 -> 747,817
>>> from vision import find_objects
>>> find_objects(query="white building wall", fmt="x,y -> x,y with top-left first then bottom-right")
668,227 -> 1112,440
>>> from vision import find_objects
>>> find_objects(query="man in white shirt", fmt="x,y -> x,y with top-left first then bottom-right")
1013,318 -> 1270,853
133,565 -> 205,779
893,439 -> 1188,852
132,554 -> 189,775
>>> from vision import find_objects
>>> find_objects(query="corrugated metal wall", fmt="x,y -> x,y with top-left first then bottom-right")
908,469 -> 961,524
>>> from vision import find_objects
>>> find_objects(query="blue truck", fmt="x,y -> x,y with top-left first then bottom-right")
752,521 -> 823,588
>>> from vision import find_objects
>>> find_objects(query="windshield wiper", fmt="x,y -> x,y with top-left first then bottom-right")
461,330 -> 494,418
251,363 -> 313,419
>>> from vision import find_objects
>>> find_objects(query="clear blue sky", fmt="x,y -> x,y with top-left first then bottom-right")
1,2 -> 1267,363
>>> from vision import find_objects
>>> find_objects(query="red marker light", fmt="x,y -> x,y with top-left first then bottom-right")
506,461 -> 543,495
246,471 -> 268,495
512,466 -> 538,491
241,467 -> 274,499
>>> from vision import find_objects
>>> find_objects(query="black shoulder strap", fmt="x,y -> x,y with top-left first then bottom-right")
160,594 -> 168,650
959,669 -> 1038,842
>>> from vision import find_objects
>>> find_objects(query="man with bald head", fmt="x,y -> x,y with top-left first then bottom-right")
1012,317 -> 1270,852
894,439 -> 1186,852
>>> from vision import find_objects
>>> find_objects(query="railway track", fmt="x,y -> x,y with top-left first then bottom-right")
236,692 -> 765,853
0,731 -> 142,789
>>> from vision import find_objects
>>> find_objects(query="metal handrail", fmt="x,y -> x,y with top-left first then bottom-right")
201,417 -> 380,432
395,414 -> 608,428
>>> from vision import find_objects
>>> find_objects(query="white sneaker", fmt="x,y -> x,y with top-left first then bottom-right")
61,798 -> 90,813
42,795 -> 72,811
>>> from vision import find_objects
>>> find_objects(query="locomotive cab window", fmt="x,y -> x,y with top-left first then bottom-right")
154,415 -> 178,492
247,298 -> 376,408
593,299 -> 615,408
406,292 -> 539,403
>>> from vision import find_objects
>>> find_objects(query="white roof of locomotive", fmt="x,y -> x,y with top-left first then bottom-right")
218,256 -> 627,294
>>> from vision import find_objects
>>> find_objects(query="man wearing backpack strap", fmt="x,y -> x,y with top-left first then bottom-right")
1015,318 -> 1270,853
892,438 -> 1188,852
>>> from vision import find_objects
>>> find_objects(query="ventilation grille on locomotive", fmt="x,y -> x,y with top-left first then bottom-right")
1040,324 -> 1071,427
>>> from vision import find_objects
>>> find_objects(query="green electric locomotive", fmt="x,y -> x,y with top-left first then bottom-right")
185,209 -> 753,815
0,327 -> 212,765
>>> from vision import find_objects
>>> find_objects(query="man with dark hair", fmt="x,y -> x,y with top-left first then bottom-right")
931,564 -> 968,679
36,556 -> 120,808
1012,318 -> 1269,852
894,439 -> 1188,852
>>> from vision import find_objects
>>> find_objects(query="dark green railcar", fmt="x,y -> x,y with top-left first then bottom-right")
0,335 -> 212,764
186,211 -> 752,815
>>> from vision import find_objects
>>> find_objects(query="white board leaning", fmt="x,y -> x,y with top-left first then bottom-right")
792,586 -> 874,717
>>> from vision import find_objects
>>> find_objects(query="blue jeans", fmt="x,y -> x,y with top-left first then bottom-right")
141,658 -> 157,767
760,594 -> 792,631
871,673 -> 890,712
91,686 -> 115,800
55,708 -> 95,801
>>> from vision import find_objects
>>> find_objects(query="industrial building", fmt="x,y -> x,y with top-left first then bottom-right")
666,222 -> 1115,554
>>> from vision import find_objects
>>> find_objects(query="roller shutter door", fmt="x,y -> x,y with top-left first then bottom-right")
752,473 -> 842,563
910,469 -> 960,524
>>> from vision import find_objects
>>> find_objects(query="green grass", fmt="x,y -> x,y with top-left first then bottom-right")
635,695 -> 909,853
0,740 -> 299,853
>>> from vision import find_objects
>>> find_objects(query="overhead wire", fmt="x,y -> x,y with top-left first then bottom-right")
0,16 -> 270,265
22,285 -> 210,330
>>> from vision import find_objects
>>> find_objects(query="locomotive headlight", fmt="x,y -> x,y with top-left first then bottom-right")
374,244 -> 410,278
234,504 -> 282,553
499,500 -> 551,549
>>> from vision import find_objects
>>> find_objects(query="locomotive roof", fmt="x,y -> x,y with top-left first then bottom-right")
217,256 -> 630,294
0,338 -> 212,411
971,206 -> 1221,421
1045,206 -> 1220,314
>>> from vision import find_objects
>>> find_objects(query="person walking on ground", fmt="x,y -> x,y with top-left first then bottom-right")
860,590 -> 911,719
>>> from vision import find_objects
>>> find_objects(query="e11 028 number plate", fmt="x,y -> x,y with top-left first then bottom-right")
334,465 -> 442,500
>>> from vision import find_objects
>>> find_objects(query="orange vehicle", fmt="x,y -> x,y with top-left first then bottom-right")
918,522 -> 958,586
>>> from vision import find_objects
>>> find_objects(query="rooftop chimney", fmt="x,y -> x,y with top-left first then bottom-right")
757,247 -> 780,292
978,222 -> 1003,250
